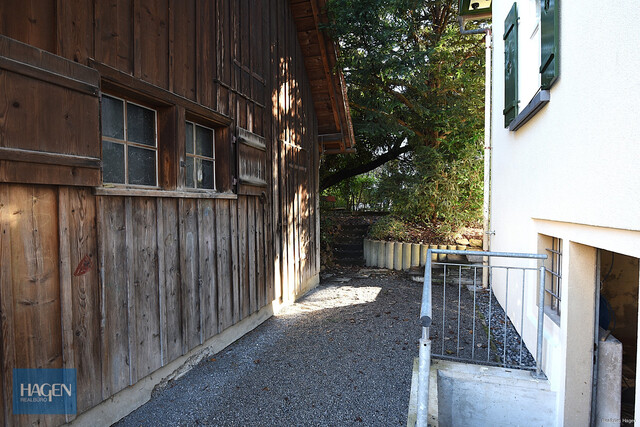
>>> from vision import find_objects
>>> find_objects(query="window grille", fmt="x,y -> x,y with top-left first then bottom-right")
545,237 -> 562,317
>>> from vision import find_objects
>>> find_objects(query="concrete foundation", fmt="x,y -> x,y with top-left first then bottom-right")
408,359 -> 556,427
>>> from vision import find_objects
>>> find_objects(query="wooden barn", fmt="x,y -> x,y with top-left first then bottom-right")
0,0 -> 354,425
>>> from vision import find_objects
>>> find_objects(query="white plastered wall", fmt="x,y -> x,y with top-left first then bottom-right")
490,0 -> 640,424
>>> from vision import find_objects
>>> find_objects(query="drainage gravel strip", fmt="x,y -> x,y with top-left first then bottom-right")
116,268 -> 422,427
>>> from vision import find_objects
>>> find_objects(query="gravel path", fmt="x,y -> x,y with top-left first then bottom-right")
117,268 -> 422,427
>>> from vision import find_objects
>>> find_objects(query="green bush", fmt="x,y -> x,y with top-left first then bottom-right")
368,216 -> 409,241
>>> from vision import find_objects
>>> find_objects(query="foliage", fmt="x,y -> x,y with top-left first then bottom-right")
321,0 -> 486,232
368,216 -> 409,241
321,172 -> 387,211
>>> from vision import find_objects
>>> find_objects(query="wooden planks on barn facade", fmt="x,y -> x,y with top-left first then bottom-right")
0,0 -> 327,424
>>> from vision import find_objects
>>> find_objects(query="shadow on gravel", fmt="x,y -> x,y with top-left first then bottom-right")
116,267 -> 422,427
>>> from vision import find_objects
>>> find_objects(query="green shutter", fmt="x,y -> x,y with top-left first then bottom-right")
540,0 -> 559,89
503,3 -> 518,128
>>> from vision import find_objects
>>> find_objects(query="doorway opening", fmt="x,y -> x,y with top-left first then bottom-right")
597,250 -> 639,424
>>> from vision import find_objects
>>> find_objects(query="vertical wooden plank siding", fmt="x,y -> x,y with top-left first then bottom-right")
156,198 -> 167,365
0,1 -> 56,52
0,0 -> 326,423
247,197 -> 257,313
197,199 -> 217,341
56,0 -> 95,64
1,186 -> 64,426
94,0 -> 133,73
159,199 -> 182,363
124,197 -> 137,385
257,197 -> 266,308
0,184 -> 16,425
131,198 -> 162,381
178,199 -> 200,352
230,199 -> 240,323
237,197 -> 249,319
99,196 -> 129,397
65,188 -> 102,412
57,188 -> 75,424
171,0 -> 196,100
215,199 -> 232,331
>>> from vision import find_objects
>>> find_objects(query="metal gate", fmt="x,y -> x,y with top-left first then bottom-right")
416,249 -> 548,427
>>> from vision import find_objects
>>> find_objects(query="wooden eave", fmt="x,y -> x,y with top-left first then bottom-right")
290,0 -> 356,154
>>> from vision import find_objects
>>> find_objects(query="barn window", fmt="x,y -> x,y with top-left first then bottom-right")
184,121 -> 216,190
101,94 -> 158,186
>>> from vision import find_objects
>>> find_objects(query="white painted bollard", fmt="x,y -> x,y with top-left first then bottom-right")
411,243 -> 420,267
402,243 -> 412,270
364,239 -> 371,266
376,241 -> 386,268
447,244 -> 460,262
419,244 -> 428,266
370,240 -> 379,267
437,245 -> 446,261
385,242 -> 395,269
393,242 -> 403,271
429,244 -> 438,261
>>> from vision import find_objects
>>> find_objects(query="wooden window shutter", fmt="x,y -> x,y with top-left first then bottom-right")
540,0 -> 559,89
503,3 -> 519,128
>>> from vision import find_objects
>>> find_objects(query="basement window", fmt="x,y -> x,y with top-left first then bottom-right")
101,94 -> 158,186
543,236 -> 562,322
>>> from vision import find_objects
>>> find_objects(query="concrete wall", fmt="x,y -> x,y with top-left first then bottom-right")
434,360 -> 556,427
490,1 -> 640,424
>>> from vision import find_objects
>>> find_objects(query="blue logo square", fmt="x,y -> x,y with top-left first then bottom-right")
13,369 -> 77,415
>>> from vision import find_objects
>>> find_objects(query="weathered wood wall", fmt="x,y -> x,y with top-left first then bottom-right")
0,0 -> 321,425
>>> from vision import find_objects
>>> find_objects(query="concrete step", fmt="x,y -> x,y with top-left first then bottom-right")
334,243 -> 362,251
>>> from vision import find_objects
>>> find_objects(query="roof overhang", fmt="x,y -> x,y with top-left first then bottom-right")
458,0 -> 492,22
290,0 -> 356,154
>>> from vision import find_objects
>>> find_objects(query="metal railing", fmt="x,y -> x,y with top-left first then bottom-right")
416,249 -> 548,427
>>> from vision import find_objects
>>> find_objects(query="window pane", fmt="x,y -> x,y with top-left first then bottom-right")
196,159 -> 214,189
102,95 -> 124,139
128,146 -> 156,186
186,122 -> 194,155
195,125 -> 214,158
102,140 -> 125,183
185,158 -> 195,188
127,103 -> 156,146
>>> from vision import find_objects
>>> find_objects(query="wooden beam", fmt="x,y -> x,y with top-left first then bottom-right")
308,0 -> 343,149
0,147 -> 101,168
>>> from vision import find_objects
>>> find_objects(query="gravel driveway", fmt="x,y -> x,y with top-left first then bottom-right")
116,267 -> 422,427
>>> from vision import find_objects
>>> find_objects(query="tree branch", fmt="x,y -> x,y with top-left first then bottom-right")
349,101 -> 429,141
320,144 -> 412,190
